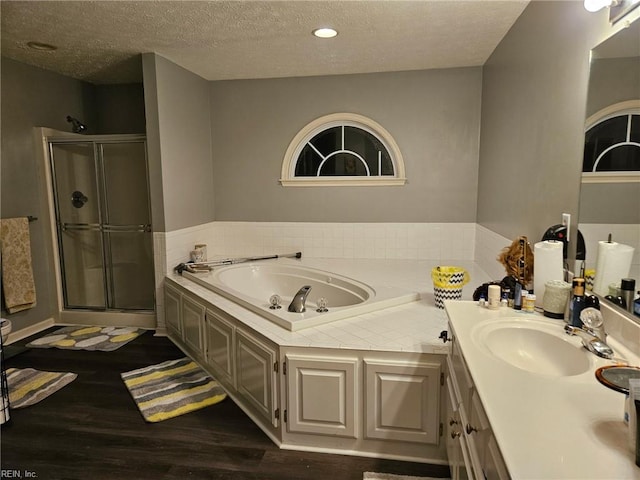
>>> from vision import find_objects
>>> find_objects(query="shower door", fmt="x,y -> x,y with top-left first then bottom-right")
49,136 -> 154,311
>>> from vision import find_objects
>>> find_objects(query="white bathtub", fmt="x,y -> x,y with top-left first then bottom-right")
182,260 -> 420,331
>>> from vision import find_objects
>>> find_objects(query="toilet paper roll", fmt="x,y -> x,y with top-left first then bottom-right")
533,241 -> 565,308
592,241 -> 635,297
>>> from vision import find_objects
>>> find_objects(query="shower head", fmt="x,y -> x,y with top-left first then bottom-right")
66,115 -> 87,134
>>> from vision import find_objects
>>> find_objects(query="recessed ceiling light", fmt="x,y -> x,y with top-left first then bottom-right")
313,27 -> 338,39
27,41 -> 57,51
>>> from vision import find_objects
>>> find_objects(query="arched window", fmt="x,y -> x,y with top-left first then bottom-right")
583,101 -> 640,183
280,113 -> 406,186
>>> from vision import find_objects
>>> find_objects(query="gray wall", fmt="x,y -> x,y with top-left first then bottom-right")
143,54 -> 215,232
0,57 -> 147,331
209,68 -> 482,222
580,183 -> 640,224
580,55 -> 640,225
477,1 -> 605,251
0,58 -> 95,329
95,83 -> 146,134
586,56 -> 640,116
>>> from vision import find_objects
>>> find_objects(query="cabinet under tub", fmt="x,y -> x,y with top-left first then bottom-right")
164,278 -> 448,464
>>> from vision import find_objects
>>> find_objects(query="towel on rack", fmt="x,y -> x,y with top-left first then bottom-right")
0,217 -> 36,313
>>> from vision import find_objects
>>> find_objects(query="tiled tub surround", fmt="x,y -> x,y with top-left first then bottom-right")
170,257 -> 491,354
167,257 -> 491,463
153,222 -> 506,333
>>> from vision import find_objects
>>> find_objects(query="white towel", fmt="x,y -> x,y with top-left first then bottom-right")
0,217 -> 36,313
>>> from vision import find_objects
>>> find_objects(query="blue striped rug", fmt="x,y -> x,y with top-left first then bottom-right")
121,357 -> 227,423
7,368 -> 77,408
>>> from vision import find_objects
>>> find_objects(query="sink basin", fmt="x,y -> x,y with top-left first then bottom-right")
473,319 -> 592,377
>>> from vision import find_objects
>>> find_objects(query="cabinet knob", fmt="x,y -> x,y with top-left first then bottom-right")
449,418 -> 458,426
451,430 -> 461,439
465,423 -> 478,434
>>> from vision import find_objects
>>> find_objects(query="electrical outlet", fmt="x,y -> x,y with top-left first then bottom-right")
562,213 -> 571,242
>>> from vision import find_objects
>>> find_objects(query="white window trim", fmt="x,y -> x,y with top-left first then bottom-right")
582,100 -> 640,183
280,113 -> 407,187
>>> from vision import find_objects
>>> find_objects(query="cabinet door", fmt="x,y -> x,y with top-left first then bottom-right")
364,359 -> 441,444
485,435 -> 510,480
236,329 -> 278,427
164,283 -> 182,337
285,354 -> 358,438
205,309 -> 235,389
182,295 -> 205,356
445,376 -> 462,480
467,390 -> 510,480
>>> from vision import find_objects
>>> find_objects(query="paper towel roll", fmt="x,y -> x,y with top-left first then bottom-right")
593,241 -> 635,296
534,240 -> 564,308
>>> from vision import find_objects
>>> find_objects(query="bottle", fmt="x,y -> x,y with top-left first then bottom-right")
570,277 -> 586,328
478,293 -> 486,307
525,293 -> 536,313
487,284 -> 501,310
514,283 -> 523,310
501,288 -> 509,307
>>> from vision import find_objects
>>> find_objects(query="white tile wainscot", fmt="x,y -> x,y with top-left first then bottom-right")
164,258 -> 491,464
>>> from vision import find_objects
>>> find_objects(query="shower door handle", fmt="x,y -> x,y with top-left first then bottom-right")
102,224 -> 152,233
60,222 -> 101,231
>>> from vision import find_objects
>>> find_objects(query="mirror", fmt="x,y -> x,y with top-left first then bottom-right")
580,18 -> 640,319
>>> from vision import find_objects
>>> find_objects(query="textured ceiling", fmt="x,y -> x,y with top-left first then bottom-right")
1,1 -> 529,85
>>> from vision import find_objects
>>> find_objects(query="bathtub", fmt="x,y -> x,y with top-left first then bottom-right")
182,260 -> 420,331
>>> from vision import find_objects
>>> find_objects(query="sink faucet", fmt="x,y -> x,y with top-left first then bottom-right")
564,307 -> 614,359
288,285 -> 312,313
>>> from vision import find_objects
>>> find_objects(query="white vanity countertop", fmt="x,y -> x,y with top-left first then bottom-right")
167,257 -> 491,354
445,301 -> 640,480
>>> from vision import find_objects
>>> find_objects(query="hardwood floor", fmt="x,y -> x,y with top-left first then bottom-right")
1,330 -> 450,480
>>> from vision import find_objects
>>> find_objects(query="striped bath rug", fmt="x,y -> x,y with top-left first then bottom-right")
7,368 -> 77,408
121,357 -> 227,423
26,326 -> 144,351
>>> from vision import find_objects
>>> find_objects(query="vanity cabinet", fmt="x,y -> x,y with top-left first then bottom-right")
445,322 -> 510,480
445,375 -> 473,480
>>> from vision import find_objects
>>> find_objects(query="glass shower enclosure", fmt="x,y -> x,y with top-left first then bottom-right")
48,135 -> 154,312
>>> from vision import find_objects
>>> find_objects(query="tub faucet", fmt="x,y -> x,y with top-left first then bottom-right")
288,285 -> 312,313
563,306 -> 615,358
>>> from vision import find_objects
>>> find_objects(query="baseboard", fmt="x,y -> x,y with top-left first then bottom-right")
153,327 -> 168,337
5,317 -> 56,344
58,310 -> 157,330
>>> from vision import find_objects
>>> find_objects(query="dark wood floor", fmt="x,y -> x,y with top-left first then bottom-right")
1,329 -> 450,480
